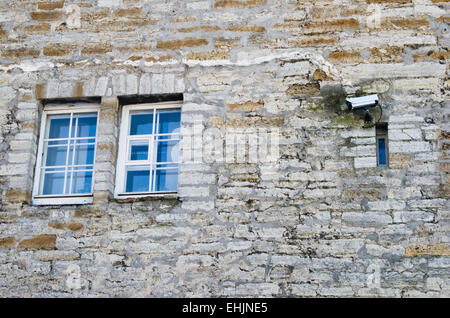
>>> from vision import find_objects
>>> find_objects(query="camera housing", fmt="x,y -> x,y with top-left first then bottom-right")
345,94 -> 379,110
345,94 -> 380,124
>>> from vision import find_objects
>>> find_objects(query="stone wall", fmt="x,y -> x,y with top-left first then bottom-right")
0,0 -> 449,297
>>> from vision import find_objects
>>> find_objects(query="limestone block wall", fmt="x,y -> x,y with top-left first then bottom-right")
0,0 -> 448,297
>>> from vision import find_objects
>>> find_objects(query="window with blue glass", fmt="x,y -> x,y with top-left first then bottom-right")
376,124 -> 388,167
37,111 -> 98,196
117,104 -> 181,195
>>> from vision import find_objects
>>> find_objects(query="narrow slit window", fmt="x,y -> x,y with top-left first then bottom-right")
376,124 -> 388,167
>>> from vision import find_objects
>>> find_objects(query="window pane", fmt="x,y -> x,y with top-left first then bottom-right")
48,116 -> 70,139
129,141 -> 148,161
126,166 -> 150,192
48,140 -> 67,146
69,170 -> 93,194
76,138 -> 95,144
158,110 -> 180,134
156,140 -> 179,163
45,144 -> 68,166
130,113 -> 153,135
378,138 -> 387,165
73,144 -> 95,165
75,114 -> 97,137
42,172 -> 65,195
154,166 -> 178,192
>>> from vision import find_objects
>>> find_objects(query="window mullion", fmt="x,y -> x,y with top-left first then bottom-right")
44,136 -> 93,142
68,114 -> 79,194
89,111 -> 98,194
62,112 -> 74,195
152,109 -> 159,192
149,137 -> 154,193
39,115 -> 52,195
123,114 -> 130,193
124,136 -> 130,193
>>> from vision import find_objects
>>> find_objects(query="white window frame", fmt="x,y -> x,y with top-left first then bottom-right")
32,104 -> 100,205
114,101 -> 182,199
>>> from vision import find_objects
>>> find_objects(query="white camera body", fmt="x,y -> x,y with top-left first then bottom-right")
346,94 -> 379,110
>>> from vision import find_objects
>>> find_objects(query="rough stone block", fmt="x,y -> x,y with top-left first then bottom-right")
405,244 -> 450,257
354,156 -> 377,168
139,74 -> 151,94
150,73 -> 163,94
390,141 -> 431,153
18,235 -> 56,250
95,77 -> 109,96
0,237 -> 15,248
126,74 -> 138,95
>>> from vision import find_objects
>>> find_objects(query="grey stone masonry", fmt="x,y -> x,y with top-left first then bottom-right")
93,97 -> 119,204
0,0 -> 448,298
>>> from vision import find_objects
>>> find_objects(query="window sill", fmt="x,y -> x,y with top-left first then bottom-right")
113,192 -> 179,202
32,194 -> 93,206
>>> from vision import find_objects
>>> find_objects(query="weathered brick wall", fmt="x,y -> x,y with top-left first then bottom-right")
0,0 -> 449,297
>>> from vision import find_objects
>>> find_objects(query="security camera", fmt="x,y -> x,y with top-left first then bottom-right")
345,94 -> 380,125
345,94 -> 378,110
